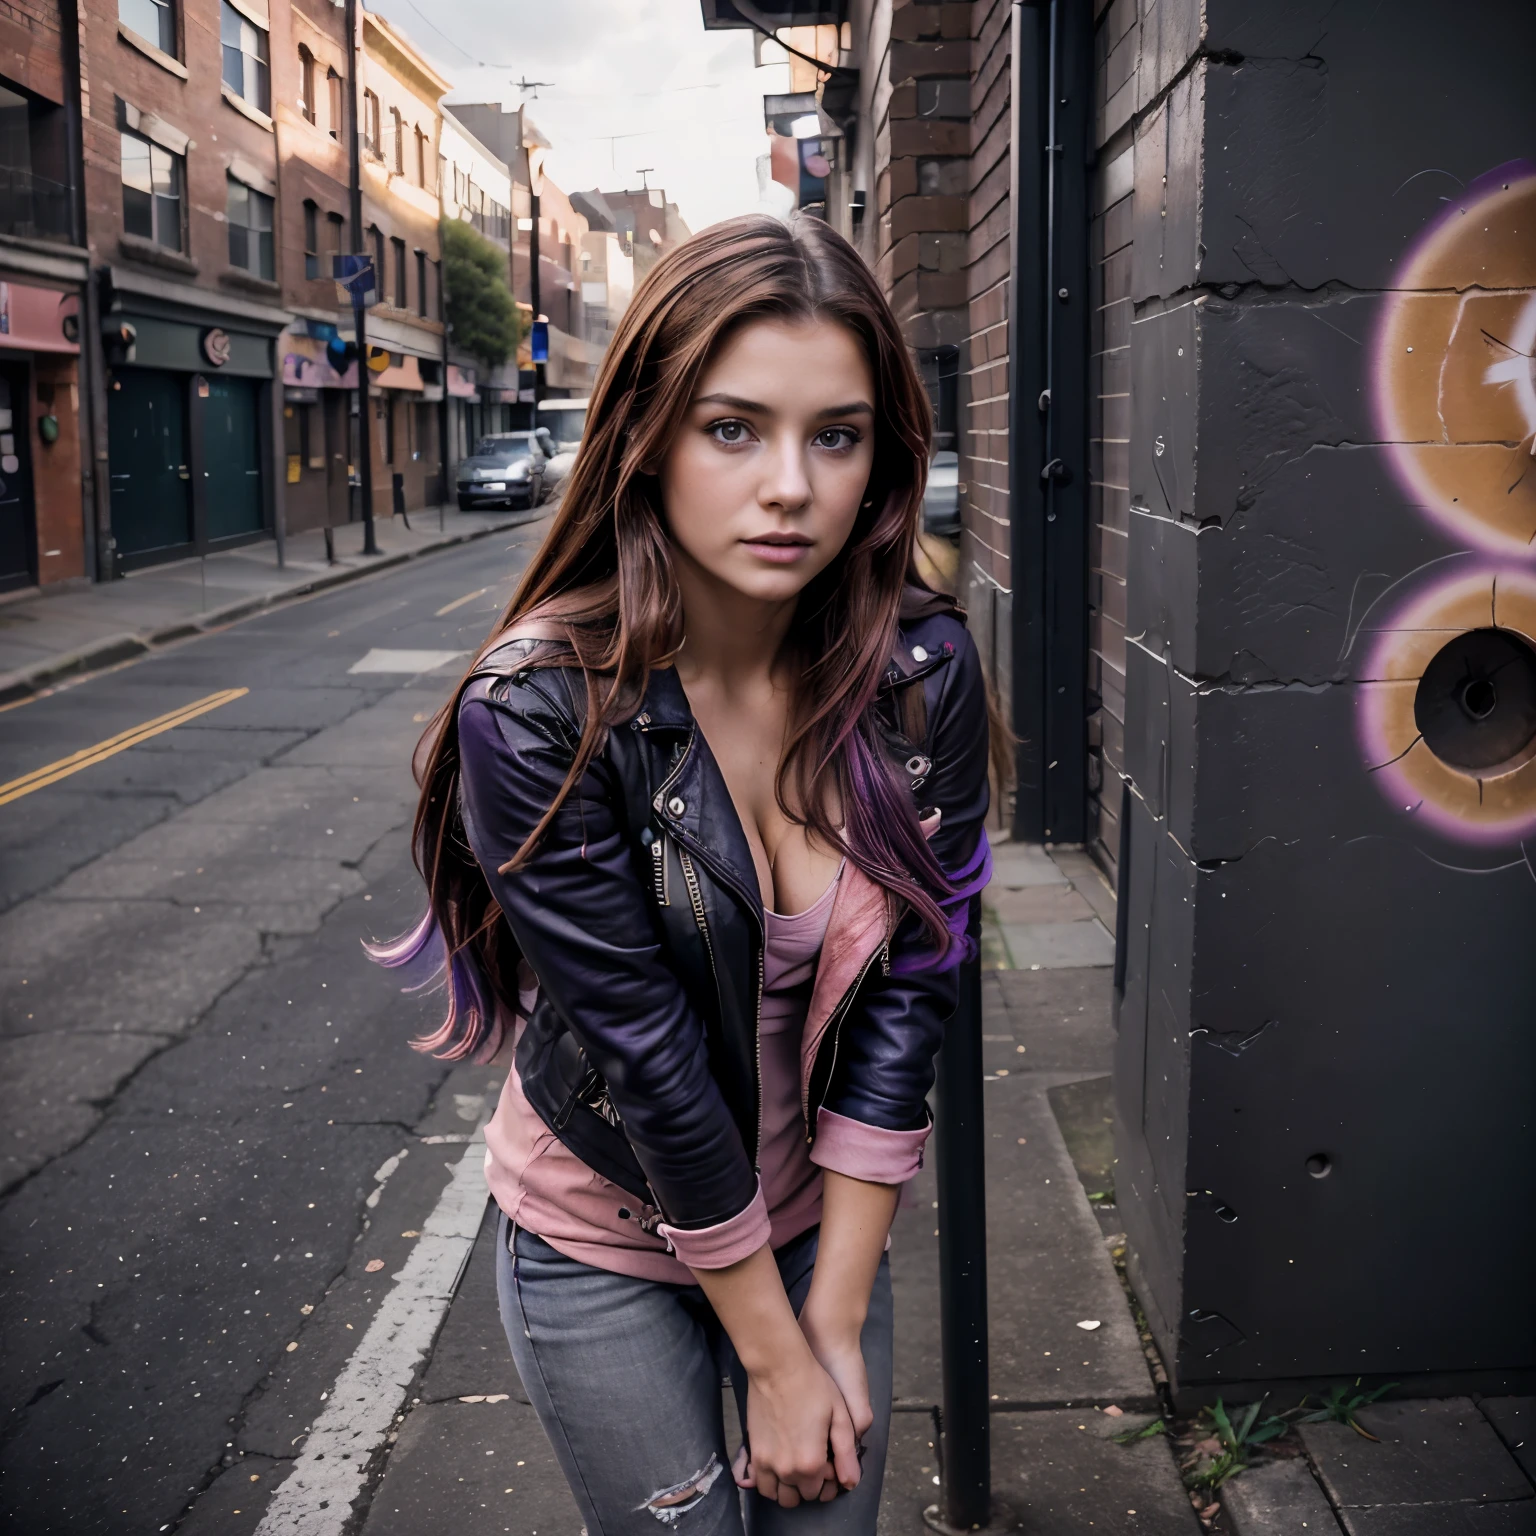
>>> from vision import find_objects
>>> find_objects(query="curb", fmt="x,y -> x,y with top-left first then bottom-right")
0,512 -> 542,706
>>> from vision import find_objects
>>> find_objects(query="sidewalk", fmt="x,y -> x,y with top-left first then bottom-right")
0,508 -> 546,703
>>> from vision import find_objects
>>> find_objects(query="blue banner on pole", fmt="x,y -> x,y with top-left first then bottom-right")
332,254 -> 377,305
530,320 -> 549,363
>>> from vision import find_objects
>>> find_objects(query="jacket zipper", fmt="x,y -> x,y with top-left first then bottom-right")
650,836 -> 669,906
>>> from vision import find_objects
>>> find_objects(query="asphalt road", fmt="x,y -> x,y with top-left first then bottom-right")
0,521 -> 546,1533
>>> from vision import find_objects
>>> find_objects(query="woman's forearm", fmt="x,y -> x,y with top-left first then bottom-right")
802,1171 -> 899,1337
691,1243 -> 810,1378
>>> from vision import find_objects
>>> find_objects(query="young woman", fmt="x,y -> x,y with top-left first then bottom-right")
377,213 -> 992,1535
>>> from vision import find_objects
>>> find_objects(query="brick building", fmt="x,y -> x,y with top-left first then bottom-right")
0,0 -> 89,592
86,0 -> 289,572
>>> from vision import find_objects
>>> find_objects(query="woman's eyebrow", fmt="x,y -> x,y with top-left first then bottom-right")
693,392 -> 874,418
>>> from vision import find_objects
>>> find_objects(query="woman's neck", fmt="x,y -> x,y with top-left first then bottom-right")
672,554 -> 796,695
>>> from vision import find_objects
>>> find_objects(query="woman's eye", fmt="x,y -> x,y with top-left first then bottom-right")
815,427 -> 859,451
709,420 -> 749,444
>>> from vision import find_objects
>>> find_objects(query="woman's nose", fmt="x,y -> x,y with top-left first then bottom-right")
758,435 -> 812,511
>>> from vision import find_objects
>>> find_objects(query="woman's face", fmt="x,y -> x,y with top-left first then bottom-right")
659,316 -> 876,606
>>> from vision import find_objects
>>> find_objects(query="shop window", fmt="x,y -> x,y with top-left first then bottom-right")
120,0 -> 176,56
303,199 -> 319,279
227,176 -> 274,280
298,46 -> 316,125
391,236 -> 406,307
221,2 -> 271,116
327,69 -> 342,142
362,90 -> 380,156
415,249 -> 427,317
120,129 -> 183,251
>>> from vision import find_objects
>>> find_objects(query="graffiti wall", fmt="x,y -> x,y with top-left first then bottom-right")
1358,164 -> 1536,847
1112,0 -> 1536,1400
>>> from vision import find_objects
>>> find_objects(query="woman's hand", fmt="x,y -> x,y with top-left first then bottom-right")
736,1346 -> 861,1505
797,1305 -> 873,1446
692,1244 -> 861,1506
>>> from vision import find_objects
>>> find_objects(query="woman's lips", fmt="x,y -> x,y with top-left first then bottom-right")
741,536 -> 812,564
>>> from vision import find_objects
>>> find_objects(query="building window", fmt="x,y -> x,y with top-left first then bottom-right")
415,249 -> 427,317
303,199 -> 319,279
414,126 -> 426,188
390,236 -> 406,307
324,210 -> 344,271
298,46 -> 316,125
327,68 -> 342,141
227,176 -> 274,279
120,129 -> 182,250
432,258 -> 442,320
384,396 -> 396,463
362,90 -> 380,156
390,108 -> 404,175
120,0 -> 176,56
368,224 -> 385,292
221,1 -> 270,115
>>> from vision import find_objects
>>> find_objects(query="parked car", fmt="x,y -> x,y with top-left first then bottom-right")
923,449 -> 961,537
535,398 -> 589,501
456,431 -> 551,511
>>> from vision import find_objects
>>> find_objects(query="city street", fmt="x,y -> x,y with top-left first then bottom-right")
0,525 -> 547,1530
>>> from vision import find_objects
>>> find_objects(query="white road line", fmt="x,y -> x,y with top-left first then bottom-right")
347,648 -> 466,675
254,1133 -> 489,1536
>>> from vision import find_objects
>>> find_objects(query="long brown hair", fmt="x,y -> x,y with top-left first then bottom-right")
379,213 -> 975,1061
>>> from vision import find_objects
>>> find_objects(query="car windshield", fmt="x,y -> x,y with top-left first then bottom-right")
473,436 -> 534,459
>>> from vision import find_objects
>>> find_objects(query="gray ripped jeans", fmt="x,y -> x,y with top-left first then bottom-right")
496,1214 -> 894,1536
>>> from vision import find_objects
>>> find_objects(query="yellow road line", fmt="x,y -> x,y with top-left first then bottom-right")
435,587 -> 490,617
0,687 -> 249,806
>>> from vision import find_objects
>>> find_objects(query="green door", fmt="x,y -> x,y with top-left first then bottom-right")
108,369 -> 192,560
205,375 -> 264,541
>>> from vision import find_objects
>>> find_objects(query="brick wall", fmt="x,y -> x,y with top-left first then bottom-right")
959,0 -> 1010,710
0,0 -> 67,103
1086,0 -> 1137,874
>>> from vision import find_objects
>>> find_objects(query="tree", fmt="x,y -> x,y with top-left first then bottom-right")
440,217 -> 523,372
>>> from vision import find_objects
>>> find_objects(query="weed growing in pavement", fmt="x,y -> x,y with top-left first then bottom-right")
1180,1398 -> 1290,1490
1294,1379 -> 1398,1440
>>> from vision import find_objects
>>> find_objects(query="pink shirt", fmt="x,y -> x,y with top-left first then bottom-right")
484,862 -> 929,1282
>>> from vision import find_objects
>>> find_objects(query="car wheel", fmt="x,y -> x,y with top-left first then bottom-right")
457,495 -> 474,510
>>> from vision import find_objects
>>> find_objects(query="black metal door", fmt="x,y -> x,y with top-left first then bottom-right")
0,363 -> 36,592
204,375 -> 264,542
108,368 -> 192,565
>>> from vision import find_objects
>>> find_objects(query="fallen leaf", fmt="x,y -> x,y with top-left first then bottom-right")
299,1304 -> 314,1316
365,1259 -> 385,1272
285,1342 -> 298,1352
1076,1319 -> 1102,1331
1102,1405 -> 1124,1417
401,1230 -> 420,1238
460,1395 -> 487,1404
484,1394 -> 509,1403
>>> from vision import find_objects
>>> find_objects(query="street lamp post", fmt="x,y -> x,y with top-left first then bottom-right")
343,0 -> 378,556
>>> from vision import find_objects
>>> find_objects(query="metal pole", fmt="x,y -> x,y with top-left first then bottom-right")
344,0 -> 378,556
931,900 -> 991,1531
529,189 -> 543,407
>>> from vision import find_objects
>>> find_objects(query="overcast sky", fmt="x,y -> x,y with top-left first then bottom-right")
367,0 -> 791,232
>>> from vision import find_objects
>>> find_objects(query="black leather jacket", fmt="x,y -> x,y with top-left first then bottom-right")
457,605 -> 990,1235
